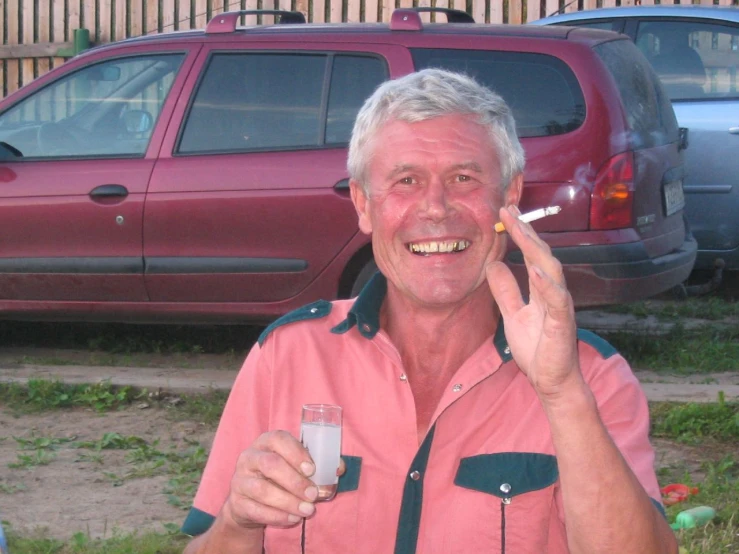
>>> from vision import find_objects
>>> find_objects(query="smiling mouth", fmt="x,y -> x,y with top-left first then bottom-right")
407,240 -> 471,255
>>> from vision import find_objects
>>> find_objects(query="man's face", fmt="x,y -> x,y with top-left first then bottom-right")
351,114 -> 522,309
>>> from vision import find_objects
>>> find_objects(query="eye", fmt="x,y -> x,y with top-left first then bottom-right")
399,176 -> 416,185
456,174 -> 472,182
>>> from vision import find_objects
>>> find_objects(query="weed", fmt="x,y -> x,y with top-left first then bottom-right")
75,452 -> 104,465
0,481 -> 27,494
166,390 -> 228,426
74,382 -> 140,412
75,433 -> 147,451
0,380 -> 142,414
8,450 -> 56,469
14,434 -> 75,451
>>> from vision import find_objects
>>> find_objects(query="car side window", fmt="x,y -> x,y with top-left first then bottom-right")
326,56 -> 387,145
636,20 -> 739,101
178,53 -> 387,154
0,54 -> 184,159
561,20 -> 623,33
594,38 -> 678,148
411,49 -> 585,138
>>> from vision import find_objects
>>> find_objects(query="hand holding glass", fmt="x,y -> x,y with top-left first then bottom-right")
300,404 -> 342,502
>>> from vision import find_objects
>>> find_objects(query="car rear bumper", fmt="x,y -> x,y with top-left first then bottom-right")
694,246 -> 739,272
506,235 -> 698,307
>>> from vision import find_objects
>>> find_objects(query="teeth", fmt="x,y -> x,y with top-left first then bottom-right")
409,240 -> 469,254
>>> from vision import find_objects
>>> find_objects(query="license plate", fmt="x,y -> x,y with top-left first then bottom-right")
664,180 -> 685,216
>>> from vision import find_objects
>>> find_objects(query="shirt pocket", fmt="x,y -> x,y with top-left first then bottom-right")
298,455 -> 363,554
446,452 -> 559,554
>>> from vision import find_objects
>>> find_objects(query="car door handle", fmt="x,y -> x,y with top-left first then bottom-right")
89,184 -> 129,198
729,127 -> 739,135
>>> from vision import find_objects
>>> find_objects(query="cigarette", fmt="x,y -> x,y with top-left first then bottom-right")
495,205 -> 562,233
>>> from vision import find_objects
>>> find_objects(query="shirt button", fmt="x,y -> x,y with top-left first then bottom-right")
452,383 -> 463,392
399,373 -> 407,382
503,346 -> 511,355
500,483 -> 511,494
310,307 -> 318,314
409,470 -> 421,481
361,323 -> 372,332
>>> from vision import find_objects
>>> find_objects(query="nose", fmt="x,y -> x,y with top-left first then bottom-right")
420,178 -> 451,221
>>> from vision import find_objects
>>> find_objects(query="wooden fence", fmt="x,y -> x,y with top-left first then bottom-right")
0,0 -> 737,98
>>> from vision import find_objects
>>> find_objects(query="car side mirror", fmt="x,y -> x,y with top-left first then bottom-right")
122,110 -> 153,134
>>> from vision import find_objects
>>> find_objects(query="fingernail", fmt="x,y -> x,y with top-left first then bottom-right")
300,462 -> 315,476
299,502 -> 315,516
305,486 -> 318,501
288,514 -> 301,524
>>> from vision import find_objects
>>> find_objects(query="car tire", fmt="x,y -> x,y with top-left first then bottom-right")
350,259 -> 378,298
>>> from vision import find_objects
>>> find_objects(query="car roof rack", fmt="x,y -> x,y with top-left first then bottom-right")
206,10 -> 306,34
390,7 -> 474,30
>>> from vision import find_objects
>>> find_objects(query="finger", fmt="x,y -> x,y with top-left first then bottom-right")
232,470 -> 316,521
486,261 -> 525,320
227,492 -> 308,529
256,430 -> 315,475
500,207 -> 564,288
338,457 -> 346,477
530,264 -> 573,322
248,433 -> 317,502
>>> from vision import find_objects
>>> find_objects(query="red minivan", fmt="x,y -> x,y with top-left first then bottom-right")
0,8 -> 696,323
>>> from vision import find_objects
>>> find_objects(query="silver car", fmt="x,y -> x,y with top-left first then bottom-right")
533,6 -> 739,278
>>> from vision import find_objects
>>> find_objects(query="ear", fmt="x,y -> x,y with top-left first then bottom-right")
350,179 -> 373,235
505,173 -> 524,208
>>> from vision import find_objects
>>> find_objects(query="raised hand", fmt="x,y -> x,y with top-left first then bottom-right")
486,205 -> 582,401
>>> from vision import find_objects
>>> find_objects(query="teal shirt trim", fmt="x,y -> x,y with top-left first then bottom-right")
394,425 -> 436,554
454,452 -> 559,498
337,455 -> 362,493
576,328 -> 618,359
258,299 -> 332,346
331,272 -> 512,359
331,270 -> 386,339
181,506 -> 216,536
651,497 -> 667,520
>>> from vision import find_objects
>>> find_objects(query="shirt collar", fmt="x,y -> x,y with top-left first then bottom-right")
331,271 -> 513,361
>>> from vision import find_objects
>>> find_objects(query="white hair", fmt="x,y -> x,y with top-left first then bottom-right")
347,68 -> 525,194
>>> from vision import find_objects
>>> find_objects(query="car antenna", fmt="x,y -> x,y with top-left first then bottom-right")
547,0 -> 577,18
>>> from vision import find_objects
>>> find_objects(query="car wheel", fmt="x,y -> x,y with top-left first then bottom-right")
350,259 -> 378,298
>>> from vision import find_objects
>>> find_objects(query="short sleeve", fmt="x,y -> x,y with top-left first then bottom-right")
580,343 -> 663,511
181,342 -> 273,536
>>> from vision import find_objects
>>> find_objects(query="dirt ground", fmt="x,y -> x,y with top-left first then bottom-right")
0,399 -> 735,540
0,405 -> 216,540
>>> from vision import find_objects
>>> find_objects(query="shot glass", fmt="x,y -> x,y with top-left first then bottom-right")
300,404 -> 342,502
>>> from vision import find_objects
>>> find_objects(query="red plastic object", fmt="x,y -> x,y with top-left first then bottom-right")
661,484 -> 699,506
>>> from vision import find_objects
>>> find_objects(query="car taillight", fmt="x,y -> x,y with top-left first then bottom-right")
590,152 -> 634,230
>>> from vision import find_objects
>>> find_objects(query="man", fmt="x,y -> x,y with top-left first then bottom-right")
182,69 -> 678,553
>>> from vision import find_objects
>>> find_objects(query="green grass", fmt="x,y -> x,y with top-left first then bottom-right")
604,296 -> 739,321
650,395 -> 739,444
0,380 -> 142,413
665,456 -> 739,554
0,380 -> 228,424
605,324 -> 739,373
5,527 -> 190,554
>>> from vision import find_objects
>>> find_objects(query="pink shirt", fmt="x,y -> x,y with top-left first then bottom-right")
183,274 -> 663,553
